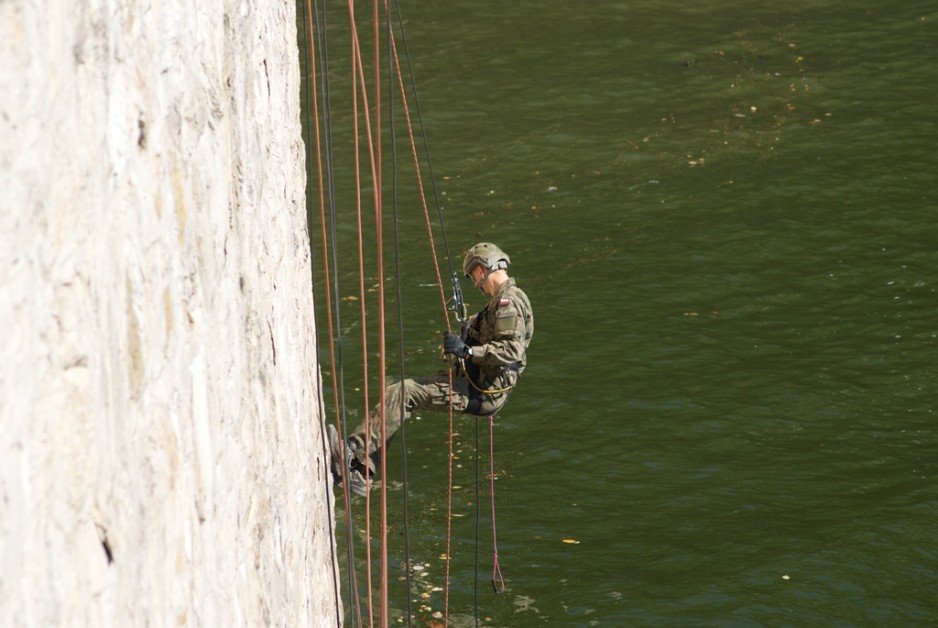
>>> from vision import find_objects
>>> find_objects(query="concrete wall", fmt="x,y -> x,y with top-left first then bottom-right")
0,1 -> 340,624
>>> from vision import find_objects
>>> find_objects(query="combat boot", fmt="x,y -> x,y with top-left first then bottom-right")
327,424 -> 375,497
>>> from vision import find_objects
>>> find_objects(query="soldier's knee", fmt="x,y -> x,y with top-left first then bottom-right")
383,379 -> 419,412
398,378 -> 421,399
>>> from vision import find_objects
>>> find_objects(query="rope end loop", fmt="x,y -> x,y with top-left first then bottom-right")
491,555 -> 506,594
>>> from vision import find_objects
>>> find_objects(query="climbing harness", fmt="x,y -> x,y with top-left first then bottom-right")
459,358 -> 517,396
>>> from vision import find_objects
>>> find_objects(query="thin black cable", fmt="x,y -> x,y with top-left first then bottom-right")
299,2 -> 342,624
313,0 -> 360,623
386,0 -> 414,625
391,2 -> 457,277
474,414 -> 481,626
392,5 -> 474,620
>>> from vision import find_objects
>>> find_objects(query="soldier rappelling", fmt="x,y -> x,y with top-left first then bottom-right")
329,242 -> 534,496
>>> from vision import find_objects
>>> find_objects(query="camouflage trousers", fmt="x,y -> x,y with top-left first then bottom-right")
348,370 -> 510,464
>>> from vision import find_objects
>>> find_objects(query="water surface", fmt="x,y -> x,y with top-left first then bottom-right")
302,1 -> 937,624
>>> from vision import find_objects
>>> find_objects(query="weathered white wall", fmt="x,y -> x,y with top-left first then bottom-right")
0,1 -> 340,625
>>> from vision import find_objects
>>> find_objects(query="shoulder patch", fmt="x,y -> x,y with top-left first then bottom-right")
495,312 -> 516,333
499,297 -> 510,307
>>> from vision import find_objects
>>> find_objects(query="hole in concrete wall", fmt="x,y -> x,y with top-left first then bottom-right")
101,533 -> 114,564
137,116 -> 147,149
95,523 -> 114,565
269,321 -> 277,365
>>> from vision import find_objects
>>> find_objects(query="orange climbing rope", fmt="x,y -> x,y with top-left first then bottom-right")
348,2 -> 375,622
384,7 -> 477,623
385,20 -> 461,626
346,0 -> 388,624
299,4 -> 343,625
309,0 -> 475,624
302,2 -> 363,626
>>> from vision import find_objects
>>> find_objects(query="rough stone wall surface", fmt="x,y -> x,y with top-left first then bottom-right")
0,1 -> 340,625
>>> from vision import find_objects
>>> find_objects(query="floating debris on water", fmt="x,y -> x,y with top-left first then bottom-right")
513,595 -> 540,614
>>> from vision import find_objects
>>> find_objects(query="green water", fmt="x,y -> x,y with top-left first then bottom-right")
301,1 -> 937,624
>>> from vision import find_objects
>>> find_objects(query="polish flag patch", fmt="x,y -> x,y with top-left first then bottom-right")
499,297 -> 510,307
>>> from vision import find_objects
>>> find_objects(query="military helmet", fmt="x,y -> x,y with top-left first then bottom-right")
462,242 -> 510,277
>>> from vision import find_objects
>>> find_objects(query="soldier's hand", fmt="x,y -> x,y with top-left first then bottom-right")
443,331 -> 470,358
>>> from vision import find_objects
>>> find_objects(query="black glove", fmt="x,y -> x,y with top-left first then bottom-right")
443,331 -> 471,358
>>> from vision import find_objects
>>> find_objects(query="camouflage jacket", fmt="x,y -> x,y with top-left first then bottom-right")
462,278 -> 534,391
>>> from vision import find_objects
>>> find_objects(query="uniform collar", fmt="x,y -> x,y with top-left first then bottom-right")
490,277 -> 515,301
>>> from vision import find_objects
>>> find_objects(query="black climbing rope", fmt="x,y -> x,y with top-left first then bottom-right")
386,0 -> 414,624
390,1 -> 459,291
309,0 -> 363,624
298,3 -> 342,624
